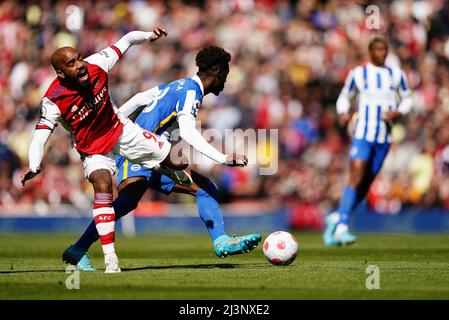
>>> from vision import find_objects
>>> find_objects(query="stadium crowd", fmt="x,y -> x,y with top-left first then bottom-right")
1,0 -> 449,215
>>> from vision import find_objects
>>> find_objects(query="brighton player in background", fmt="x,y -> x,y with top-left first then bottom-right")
21,28 -> 192,273
323,36 -> 413,246
62,46 -> 262,271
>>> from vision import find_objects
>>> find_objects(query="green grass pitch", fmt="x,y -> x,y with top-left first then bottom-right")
1,232 -> 449,299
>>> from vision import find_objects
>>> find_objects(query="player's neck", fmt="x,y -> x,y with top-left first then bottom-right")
59,77 -> 91,91
370,61 -> 385,68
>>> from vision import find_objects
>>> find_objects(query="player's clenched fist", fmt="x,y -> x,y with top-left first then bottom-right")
20,167 -> 41,186
225,155 -> 248,167
149,27 -> 167,42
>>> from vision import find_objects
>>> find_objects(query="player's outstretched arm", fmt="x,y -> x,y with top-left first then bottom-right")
85,27 -> 167,73
114,27 -> 167,53
178,113 -> 239,165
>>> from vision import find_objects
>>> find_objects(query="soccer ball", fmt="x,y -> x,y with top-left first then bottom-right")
263,231 -> 298,266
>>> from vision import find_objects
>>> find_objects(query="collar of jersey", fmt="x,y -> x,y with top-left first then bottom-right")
191,74 -> 205,96
367,62 -> 388,70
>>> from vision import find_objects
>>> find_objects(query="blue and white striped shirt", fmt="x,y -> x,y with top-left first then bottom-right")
336,62 -> 412,144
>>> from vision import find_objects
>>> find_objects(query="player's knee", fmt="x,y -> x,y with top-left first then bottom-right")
349,168 -> 366,189
117,180 -> 147,212
92,181 -> 112,193
349,176 -> 365,191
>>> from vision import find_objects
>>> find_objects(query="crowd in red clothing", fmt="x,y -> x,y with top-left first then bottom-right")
1,0 -> 449,215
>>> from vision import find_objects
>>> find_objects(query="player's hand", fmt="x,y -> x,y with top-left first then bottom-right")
20,167 -> 41,186
225,155 -> 248,167
149,27 -> 167,42
382,111 -> 402,126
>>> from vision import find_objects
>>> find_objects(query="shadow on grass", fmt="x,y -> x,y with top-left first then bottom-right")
0,263 -> 267,274
0,264 -> 238,274
0,269 -> 65,274
121,263 -> 238,272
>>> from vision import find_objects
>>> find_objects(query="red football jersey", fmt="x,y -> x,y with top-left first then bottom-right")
37,45 -> 125,155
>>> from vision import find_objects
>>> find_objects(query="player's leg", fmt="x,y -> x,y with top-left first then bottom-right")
88,167 -> 121,273
357,142 -> 391,199
171,170 -> 261,258
340,142 -> 390,222
63,155 -> 150,269
332,159 -> 369,244
172,171 -> 225,241
324,139 -> 371,246
335,143 -> 390,244
75,177 -> 147,249
63,178 -> 148,266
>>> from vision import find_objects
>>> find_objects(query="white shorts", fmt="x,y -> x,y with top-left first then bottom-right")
83,119 -> 171,179
82,153 -> 116,179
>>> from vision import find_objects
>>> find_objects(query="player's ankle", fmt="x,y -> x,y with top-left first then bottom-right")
101,243 -> 116,255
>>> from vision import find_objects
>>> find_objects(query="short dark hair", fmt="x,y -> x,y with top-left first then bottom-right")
195,46 -> 231,73
368,36 -> 388,50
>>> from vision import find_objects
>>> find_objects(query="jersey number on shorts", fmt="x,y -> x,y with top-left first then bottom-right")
143,130 -> 157,142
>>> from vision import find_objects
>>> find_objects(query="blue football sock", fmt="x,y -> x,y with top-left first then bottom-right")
196,182 -> 226,242
74,193 -> 139,251
337,186 -> 359,225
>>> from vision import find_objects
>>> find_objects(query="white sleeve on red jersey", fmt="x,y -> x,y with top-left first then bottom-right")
84,31 -> 153,73
84,47 -> 121,73
37,97 -> 61,130
28,129 -> 52,172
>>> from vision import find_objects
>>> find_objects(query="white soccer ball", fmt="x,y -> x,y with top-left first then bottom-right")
263,231 -> 298,266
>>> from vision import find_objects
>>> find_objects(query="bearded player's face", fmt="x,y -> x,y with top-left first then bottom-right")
57,49 -> 90,87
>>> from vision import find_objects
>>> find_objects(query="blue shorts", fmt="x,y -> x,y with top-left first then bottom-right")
116,156 -> 175,194
349,139 -> 390,176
